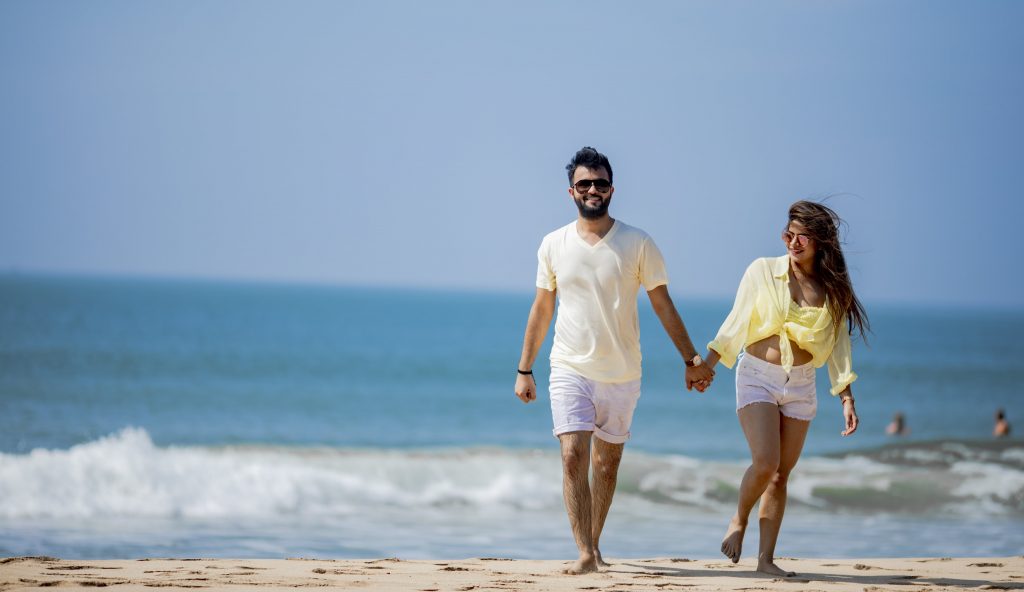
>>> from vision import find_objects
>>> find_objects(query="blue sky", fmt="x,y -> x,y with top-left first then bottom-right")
2,1 -> 1022,308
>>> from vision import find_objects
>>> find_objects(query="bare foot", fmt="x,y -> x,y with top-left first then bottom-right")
562,556 -> 599,575
720,515 -> 747,563
757,561 -> 795,577
594,548 -> 610,568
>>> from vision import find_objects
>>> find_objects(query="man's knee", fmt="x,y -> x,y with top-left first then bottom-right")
591,440 -> 624,479
559,432 -> 592,471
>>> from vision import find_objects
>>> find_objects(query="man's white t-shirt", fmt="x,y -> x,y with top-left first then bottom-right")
536,219 -> 669,384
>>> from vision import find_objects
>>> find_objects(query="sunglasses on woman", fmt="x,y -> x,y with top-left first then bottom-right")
782,230 -> 811,247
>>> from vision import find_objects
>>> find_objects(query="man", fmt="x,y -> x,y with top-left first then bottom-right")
514,146 -> 714,574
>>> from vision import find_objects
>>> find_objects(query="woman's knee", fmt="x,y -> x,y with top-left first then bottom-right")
749,454 -> 780,478
770,467 -> 790,485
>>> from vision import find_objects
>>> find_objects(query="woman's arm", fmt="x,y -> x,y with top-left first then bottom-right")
708,261 -> 760,369
837,385 -> 858,436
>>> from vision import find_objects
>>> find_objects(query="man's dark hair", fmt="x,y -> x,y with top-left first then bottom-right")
566,146 -> 613,184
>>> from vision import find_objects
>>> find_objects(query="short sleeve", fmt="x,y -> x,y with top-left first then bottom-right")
708,260 -> 759,368
535,239 -> 556,291
639,237 -> 669,290
827,320 -> 858,395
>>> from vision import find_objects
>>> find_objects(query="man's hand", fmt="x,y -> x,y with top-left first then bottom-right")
686,363 -> 715,392
647,285 -> 713,394
515,373 -> 537,403
514,288 -> 554,405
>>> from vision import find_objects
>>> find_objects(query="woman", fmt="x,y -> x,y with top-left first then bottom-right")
698,201 -> 868,576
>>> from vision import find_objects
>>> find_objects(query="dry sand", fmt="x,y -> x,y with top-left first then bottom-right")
1,555 -> 1021,591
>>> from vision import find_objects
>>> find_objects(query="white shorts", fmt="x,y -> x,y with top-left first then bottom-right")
548,367 -> 642,444
735,353 -> 817,421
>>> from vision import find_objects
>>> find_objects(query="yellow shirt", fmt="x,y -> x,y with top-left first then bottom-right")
708,255 -> 857,395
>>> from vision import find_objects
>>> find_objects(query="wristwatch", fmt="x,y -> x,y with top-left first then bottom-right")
685,353 -> 703,367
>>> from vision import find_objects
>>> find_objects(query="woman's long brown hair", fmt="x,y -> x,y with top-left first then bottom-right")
788,200 -> 870,341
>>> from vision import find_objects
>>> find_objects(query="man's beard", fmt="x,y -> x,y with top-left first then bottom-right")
574,196 -> 610,219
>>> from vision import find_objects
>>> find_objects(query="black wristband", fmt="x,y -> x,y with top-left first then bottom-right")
517,369 -> 533,375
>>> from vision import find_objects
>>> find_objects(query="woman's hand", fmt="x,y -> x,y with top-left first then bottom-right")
840,397 -> 858,436
686,363 -> 715,392
693,350 -> 720,393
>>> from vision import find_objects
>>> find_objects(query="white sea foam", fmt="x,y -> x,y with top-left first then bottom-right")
1,428 -> 1022,522
0,427 -> 564,520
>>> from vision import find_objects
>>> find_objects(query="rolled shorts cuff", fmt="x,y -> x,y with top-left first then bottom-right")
593,426 -> 630,444
551,424 -> 630,444
552,422 -> 595,438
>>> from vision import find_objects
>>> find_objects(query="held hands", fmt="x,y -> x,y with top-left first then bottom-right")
686,363 -> 715,393
514,373 -> 537,403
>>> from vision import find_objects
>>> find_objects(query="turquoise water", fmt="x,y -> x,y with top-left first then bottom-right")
1,274 -> 1022,559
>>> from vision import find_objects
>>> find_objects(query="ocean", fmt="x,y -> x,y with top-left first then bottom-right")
1,274 -> 1021,560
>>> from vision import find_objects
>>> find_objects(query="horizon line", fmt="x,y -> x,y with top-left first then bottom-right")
1,267 -> 1021,313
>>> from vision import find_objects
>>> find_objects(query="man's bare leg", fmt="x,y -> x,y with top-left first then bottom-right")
722,403 -> 781,563
559,431 -> 598,574
755,414 -> 810,577
590,436 -> 624,567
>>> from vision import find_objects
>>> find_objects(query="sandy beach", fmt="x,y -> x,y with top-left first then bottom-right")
2,555 -> 1021,591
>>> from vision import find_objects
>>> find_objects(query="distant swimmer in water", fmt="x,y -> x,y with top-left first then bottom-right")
994,409 -> 1011,438
886,412 -> 908,436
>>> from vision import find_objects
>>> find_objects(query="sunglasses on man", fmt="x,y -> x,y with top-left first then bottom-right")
572,179 -> 612,193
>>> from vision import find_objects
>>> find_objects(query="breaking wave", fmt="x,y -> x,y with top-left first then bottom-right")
1,427 -> 1021,520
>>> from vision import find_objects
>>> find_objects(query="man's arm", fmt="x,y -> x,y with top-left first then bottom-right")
647,285 -> 715,391
515,287 -> 556,403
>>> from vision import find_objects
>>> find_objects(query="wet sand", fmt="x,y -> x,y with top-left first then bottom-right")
2,555 -> 1022,591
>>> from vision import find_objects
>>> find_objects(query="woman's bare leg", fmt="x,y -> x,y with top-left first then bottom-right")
756,414 -> 810,577
722,403 -> 781,563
